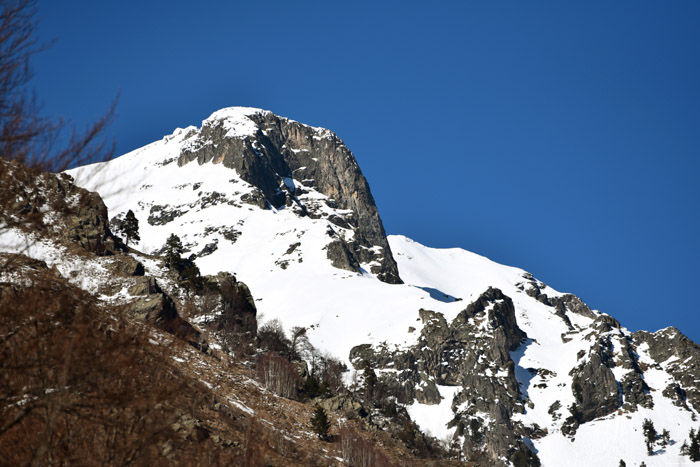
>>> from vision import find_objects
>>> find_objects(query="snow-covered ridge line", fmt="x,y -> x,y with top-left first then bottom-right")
201,106 -> 333,140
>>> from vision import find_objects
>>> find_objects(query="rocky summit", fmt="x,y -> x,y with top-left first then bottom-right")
2,107 -> 700,466
72,107 -> 400,285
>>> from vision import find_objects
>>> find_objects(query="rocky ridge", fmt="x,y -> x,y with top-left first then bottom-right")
346,267 -> 700,466
350,288 -> 536,465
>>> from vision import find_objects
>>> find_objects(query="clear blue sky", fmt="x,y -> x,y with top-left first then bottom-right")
34,1 -> 700,342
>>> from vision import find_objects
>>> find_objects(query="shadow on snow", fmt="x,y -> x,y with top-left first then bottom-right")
417,286 -> 460,303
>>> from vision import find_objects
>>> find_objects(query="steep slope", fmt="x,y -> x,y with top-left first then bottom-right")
69,107 -> 400,284
64,107 -> 700,466
389,237 -> 699,466
0,158 -> 456,467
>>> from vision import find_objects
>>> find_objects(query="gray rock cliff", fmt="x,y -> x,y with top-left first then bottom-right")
176,109 -> 402,284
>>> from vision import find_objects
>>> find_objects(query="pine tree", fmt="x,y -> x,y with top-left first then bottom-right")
302,374 -> 322,399
180,255 -> 204,293
681,440 -> 689,456
290,326 -> 308,360
163,234 -> 184,268
310,405 -> 331,441
642,418 -> 657,455
618,460 -> 626,467
660,428 -> 670,447
690,428 -> 700,461
362,359 -> 377,403
121,209 -> 140,246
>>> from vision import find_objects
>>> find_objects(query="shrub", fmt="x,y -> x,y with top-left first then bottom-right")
258,319 -> 293,357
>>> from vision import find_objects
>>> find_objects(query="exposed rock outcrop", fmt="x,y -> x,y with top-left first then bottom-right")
208,272 -> 258,349
350,287 -> 535,466
561,313 -> 657,435
564,338 -> 620,433
0,159 -> 210,352
635,327 -> 700,412
0,159 -> 123,255
177,109 -> 402,284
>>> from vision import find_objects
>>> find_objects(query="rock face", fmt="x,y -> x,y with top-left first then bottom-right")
350,288 -> 536,466
566,339 -> 620,430
0,159 -> 122,255
348,279 -> 697,466
561,314 -> 656,435
122,274 -> 205,349
635,327 -> 700,412
208,272 -> 258,350
0,159 -> 213,352
177,108 -> 402,284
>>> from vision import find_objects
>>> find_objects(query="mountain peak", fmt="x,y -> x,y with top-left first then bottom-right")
70,107 -> 403,284
1,105 -> 695,465
202,106 -> 270,139
201,107 -> 332,139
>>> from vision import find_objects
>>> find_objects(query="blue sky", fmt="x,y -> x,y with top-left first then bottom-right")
34,1 -> 700,342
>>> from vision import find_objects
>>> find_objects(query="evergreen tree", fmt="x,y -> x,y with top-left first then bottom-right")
690,428 -> 700,461
642,418 -> 657,455
121,209 -> 140,246
310,405 -> 331,441
180,255 -> 204,293
469,418 -> 484,445
302,374 -> 324,399
290,326 -> 308,360
618,460 -> 626,467
163,234 -> 184,268
362,359 -> 377,403
681,440 -> 689,456
660,428 -> 670,447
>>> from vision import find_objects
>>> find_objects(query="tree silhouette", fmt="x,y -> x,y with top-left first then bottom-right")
310,406 -> 331,441
0,0 -> 115,260
121,209 -> 140,246
642,418 -> 656,455
690,428 -> 700,461
164,233 -> 184,268
362,359 -> 377,403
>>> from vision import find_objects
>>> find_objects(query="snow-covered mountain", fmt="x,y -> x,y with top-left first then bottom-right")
63,107 -> 700,466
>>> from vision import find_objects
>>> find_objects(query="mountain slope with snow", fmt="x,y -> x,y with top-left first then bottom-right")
64,107 -> 700,466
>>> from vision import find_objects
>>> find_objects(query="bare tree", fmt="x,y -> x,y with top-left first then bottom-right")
0,0 -> 116,263
0,256 -> 191,465
339,424 -> 391,467
256,352 -> 300,399
0,0 -> 115,171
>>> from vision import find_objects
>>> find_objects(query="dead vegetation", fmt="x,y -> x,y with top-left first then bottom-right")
0,254 -> 187,465
0,251 -> 473,466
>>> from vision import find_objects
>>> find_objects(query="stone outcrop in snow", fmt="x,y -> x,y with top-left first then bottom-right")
350,287 -> 535,466
0,159 -> 122,255
0,158 -> 258,353
177,108 -> 402,284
